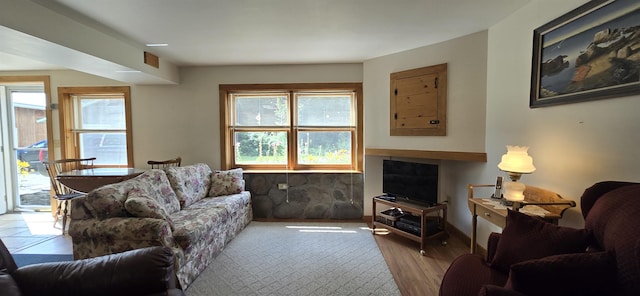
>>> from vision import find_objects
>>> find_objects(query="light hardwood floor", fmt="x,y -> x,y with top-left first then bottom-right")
369,222 -> 469,296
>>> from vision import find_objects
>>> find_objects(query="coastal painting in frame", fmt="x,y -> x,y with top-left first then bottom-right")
530,0 -> 640,108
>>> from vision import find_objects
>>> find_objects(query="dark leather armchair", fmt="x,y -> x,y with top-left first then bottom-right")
0,239 -> 185,296
440,181 -> 640,296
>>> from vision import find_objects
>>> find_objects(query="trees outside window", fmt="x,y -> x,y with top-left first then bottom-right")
220,83 -> 362,171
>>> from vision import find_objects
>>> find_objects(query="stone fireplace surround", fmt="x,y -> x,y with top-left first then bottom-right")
245,172 -> 363,220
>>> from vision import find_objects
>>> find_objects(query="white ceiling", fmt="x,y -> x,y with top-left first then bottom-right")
1,0 -> 531,72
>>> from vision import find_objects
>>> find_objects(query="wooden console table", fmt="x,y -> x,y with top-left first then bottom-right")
468,184 -> 575,254
372,197 -> 449,255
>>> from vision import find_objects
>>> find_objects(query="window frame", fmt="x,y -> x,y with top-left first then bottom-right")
58,86 -> 133,167
220,83 -> 363,172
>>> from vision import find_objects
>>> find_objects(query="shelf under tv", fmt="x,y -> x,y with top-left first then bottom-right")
371,197 -> 449,256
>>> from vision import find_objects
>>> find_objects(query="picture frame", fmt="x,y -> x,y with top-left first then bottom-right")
530,0 -> 640,108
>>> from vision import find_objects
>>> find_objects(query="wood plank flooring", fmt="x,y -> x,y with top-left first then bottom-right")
369,223 -> 468,296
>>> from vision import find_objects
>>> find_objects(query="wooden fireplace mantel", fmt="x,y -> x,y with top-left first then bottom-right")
365,148 -> 487,162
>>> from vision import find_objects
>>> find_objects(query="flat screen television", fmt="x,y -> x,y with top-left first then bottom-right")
382,159 -> 439,206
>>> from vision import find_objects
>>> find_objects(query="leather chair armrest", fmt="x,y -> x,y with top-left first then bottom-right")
12,246 -> 184,296
478,285 -> 527,296
486,232 -> 502,262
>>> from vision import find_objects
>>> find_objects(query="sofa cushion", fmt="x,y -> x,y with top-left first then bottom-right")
490,210 -> 590,274
209,168 -> 245,197
504,251 -> 616,296
170,207 -> 229,250
124,190 -> 175,231
84,170 -> 180,219
0,272 -> 21,296
86,179 -> 138,219
132,169 -> 181,214
165,164 -> 212,208
440,253 -> 509,296
189,192 -> 252,233
190,192 -> 250,214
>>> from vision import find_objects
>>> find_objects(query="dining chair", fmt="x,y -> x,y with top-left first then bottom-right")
147,156 -> 182,169
42,157 -> 96,234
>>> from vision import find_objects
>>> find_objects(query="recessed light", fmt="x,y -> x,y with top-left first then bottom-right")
146,43 -> 168,47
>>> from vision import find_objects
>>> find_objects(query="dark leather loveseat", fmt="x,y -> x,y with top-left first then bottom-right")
0,239 -> 185,296
440,181 -> 640,296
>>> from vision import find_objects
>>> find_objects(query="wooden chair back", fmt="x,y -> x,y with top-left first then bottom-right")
43,157 -> 96,196
147,156 -> 182,169
42,157 -> 96,234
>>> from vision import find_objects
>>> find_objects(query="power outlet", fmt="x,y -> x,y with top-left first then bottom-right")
278,183 -> 289,190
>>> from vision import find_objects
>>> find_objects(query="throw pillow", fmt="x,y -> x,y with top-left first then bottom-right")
124,190 -> 175,231
209,168 -> 245,197
504,251 -> 616,296
490,209 -> 590,274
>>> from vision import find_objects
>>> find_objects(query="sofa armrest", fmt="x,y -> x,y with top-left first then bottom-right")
478,285 -> 527,296
12,246 -> 184,296
70,217 -> 173,243
486,232 -> 501,262
69,217 -> 176,259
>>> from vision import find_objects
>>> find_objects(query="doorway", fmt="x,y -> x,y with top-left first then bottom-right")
0,76 -> 52,213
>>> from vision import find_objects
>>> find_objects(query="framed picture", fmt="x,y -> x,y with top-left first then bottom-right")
530,0 -> 640,108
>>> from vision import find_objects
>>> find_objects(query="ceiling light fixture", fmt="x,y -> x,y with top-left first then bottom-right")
146,43 -> 168,47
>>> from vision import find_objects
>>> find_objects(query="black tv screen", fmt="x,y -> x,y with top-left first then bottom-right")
382,159 -> 439,206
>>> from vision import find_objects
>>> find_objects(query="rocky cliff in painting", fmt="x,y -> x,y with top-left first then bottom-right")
541,24 -> 640,98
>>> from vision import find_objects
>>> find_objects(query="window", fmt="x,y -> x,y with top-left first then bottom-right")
220,83 -> 363,171
58,87 -> 133,167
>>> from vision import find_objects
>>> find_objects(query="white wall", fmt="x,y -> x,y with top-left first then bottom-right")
362,30 -> 489,216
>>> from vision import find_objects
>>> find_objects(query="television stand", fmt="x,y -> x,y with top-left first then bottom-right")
372,197 -> 449,256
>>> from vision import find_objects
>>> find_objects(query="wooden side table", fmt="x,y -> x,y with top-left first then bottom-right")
467,184 -> 575,254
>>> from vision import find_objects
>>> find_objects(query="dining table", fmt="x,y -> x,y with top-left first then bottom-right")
56,167 -> 144,194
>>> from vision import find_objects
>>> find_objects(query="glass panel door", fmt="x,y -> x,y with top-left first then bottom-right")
7,86 -> 50,209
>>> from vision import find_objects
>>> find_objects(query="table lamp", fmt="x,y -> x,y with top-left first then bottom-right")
497,145 -> 536,203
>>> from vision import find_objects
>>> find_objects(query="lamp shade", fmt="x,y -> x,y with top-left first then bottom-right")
498,145 -> 536,174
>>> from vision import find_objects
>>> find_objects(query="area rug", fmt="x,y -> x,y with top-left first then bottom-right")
12,254 -> 73,268
186,221 -> 401,296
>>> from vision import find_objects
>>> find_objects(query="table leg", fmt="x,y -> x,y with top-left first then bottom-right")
470,210 -> 478,254
371,199 -> 377,233
420,213 -> 426,256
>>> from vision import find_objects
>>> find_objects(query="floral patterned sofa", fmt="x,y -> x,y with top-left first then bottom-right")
68,163 -> 252,289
